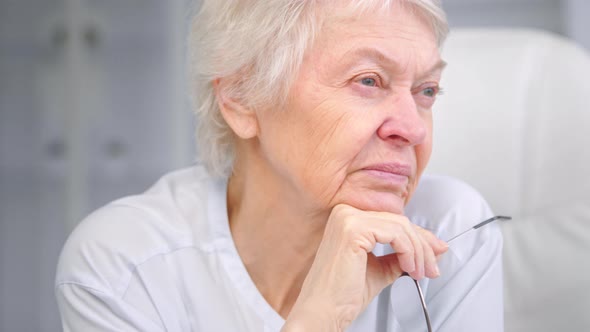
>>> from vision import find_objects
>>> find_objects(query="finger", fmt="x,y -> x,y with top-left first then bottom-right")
337,211 -> 422,278
414,225 -> 448,255
367,218 -> 415,273
374,215 -> 423,279
407,225 -> 425,280
384,225 -> 415,274
419,232 -> 440,278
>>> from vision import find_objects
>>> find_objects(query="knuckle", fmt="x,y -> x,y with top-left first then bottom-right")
391,223 -> 404,234
340,215 -> 357,235
398,237 -> 415,254
332,203 -> 354,215
332,203 -> 347,214
397,215 -> 411,226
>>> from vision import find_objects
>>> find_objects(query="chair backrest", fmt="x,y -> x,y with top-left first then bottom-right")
426,28 -> 590,331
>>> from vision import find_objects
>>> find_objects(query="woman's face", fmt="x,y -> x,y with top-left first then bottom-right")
254,5 -> 444,215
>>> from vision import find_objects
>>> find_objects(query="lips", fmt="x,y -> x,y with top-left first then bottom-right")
360,163 -> 413,191
362,163 -> 412,177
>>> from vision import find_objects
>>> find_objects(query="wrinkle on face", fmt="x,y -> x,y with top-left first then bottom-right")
249,3 -> 441,216
288,84 -> 360,199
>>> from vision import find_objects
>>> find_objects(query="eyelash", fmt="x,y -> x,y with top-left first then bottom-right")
355,74 -> 443,99
356,74 -> 382,88
418,85 -> 443,98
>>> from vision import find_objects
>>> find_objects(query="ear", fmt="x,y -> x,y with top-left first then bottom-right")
214,79 -> 259,139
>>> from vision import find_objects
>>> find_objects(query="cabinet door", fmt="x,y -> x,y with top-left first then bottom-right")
79,0 -> 193,218
1,1 -> 69,331
0,1 -> 192,331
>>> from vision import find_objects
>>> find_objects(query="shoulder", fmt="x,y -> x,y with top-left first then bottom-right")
408,174 -> 490,218
55,166 -> 218,295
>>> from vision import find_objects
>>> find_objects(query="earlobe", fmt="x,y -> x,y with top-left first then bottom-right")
214,79 -> 259,139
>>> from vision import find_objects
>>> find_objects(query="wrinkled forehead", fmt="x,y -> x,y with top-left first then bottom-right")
313,2 -> 440,54
314,0 -> 445,47
304,2 -> 443,80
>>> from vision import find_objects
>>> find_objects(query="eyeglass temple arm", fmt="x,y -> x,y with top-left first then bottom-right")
446,215 -> 511,244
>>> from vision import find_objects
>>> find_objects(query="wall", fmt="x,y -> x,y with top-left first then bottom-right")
445,0 -> 589,50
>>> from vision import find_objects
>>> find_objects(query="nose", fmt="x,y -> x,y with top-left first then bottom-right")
376,92 -> 428,146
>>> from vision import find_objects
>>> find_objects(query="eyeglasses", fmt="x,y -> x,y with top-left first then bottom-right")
399,215 -> 511,332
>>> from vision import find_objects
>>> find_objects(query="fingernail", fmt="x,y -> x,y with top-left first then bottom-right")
439,239 -> 449,248
434,265 -> 440,277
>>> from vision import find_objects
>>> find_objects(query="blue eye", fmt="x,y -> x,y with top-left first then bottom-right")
360,77 -> 377,87
422,86 -> 438,97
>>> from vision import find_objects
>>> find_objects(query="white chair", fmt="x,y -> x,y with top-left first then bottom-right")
426,28 -> 590,331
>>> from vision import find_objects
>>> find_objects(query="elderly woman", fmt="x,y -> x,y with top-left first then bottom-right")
56,0 -> 503,331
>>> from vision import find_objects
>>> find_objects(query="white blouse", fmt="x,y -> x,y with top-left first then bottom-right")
55,166 -> 503,331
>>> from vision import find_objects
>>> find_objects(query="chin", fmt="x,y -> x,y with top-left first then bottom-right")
342,192 -> 406,215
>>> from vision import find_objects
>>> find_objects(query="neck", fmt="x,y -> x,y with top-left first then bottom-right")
227,151 -> 327,319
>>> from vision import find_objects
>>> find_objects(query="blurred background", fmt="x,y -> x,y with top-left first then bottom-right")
1,0 -> 588,331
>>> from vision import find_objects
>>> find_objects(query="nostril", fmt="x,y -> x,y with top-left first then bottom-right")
386,134 -> 411,145
376,120 -> 427,146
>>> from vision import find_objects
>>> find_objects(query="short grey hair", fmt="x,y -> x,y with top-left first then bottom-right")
188,0 -> 449,178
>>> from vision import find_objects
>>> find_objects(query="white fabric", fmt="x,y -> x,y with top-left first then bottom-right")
56,167 -> 503,332
426,28 -> 590,331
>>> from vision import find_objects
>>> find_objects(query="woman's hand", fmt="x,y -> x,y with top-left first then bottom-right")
282,204 -> 448,331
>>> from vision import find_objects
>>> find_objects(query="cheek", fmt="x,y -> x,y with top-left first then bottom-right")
417,119 -> 433,170
257,96 -> 376,206
407,116 -> 433,202
298,105 -> 371,188
297,106 -> 381,208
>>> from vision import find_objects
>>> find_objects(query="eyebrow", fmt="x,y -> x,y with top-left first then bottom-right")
338,47 -> 447,78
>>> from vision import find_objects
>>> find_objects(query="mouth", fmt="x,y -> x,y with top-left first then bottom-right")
361,163 -> 412,188
363,163 -> 412,176
347,162 -> 413,210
